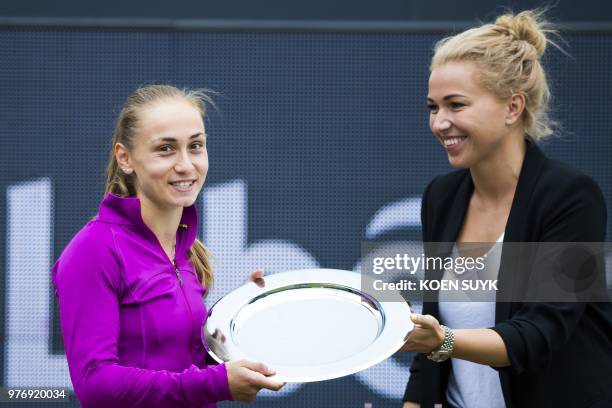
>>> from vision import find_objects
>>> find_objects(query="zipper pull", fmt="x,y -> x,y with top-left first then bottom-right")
173,260 -> 183,286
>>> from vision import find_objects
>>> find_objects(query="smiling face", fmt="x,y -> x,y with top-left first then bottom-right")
116,97 -> 208,212
427,61 -> 517,169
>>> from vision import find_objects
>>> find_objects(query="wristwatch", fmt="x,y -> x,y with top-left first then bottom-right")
427,325 -> 454,362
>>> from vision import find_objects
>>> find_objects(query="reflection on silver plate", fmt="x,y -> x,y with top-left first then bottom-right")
204,268 -> 413,383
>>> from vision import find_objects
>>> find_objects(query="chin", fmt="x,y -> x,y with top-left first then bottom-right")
165,194 -> 197,208
177,197 -> 198,207
447,155 -> 471,169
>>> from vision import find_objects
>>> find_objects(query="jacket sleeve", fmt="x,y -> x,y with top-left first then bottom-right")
491,174 -> 608,375
403,177 -> 437,403
52,228 -> 232,408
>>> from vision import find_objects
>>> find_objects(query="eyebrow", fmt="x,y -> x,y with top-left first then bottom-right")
427,94 -> 467,102
154,132 -> 206,143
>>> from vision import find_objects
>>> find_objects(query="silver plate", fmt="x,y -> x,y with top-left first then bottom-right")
203,268 -> 413,382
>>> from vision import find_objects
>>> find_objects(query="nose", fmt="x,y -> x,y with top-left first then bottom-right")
174,150 -> 195,173
431,110 -> 452,133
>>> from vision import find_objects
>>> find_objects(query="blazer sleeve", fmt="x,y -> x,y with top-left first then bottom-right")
52,230 -> 232,408
490,173 -> 608,375
403,177 -> 437,403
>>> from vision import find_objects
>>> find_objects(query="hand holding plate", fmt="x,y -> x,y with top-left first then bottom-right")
400,314 -> 445,353
226,359 -> 285,402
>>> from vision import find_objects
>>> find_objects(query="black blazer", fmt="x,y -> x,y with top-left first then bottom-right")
403,140 -> 612,408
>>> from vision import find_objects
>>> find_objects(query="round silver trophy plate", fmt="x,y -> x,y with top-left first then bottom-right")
204,268 -> 413,382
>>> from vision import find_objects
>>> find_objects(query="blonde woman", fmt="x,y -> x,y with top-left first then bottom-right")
401,10 -> 611,408
52,85 -> 283,407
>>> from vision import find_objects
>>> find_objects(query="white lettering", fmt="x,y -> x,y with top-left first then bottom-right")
5,179 -> 70,387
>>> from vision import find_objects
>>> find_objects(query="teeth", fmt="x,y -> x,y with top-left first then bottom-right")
443,137 -> 464,147
172,181 -> 193,188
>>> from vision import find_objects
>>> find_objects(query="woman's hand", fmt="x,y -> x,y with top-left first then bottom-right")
402,402 -> 421,408
249,268 -> 266,288
402,315 -> 511,366
401,314 -> 445,353
226,359 -> 284,402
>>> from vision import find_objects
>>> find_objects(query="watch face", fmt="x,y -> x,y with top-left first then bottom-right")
429,350 -> 451,362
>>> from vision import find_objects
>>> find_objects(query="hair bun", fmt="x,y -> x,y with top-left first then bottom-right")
495,10 -> 547,58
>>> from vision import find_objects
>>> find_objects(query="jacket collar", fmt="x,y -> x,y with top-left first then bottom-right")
97,193 -> 199,258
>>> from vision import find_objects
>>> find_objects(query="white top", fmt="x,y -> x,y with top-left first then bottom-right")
438,234 -> 506,408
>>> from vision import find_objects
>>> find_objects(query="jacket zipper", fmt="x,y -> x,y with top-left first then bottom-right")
173,259 -> 183,286
172,258 -> 198,356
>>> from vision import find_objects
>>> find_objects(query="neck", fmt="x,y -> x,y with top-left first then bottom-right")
138,196 -> 183,252
470,133 -> 526,205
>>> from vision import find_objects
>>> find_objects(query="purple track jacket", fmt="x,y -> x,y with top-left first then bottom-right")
52,194 -> 232,407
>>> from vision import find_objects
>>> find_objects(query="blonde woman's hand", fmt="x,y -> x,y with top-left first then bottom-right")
401,314 -> 445,353
226,360 -> 284,403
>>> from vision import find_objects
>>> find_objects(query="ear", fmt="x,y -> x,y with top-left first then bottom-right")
506,93 -> 526,126
114,143 -> 134,175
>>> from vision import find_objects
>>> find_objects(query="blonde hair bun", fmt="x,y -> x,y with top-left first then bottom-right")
495,10 -> 548,58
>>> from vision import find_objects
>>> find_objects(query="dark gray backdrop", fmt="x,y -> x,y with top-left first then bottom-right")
1,24 -> 611,408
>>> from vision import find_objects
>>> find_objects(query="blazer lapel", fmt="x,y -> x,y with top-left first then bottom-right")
496,139 -> 547,322
440,173 -> 474,243
426,172 -> 473,304
503,139 -> 547,243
